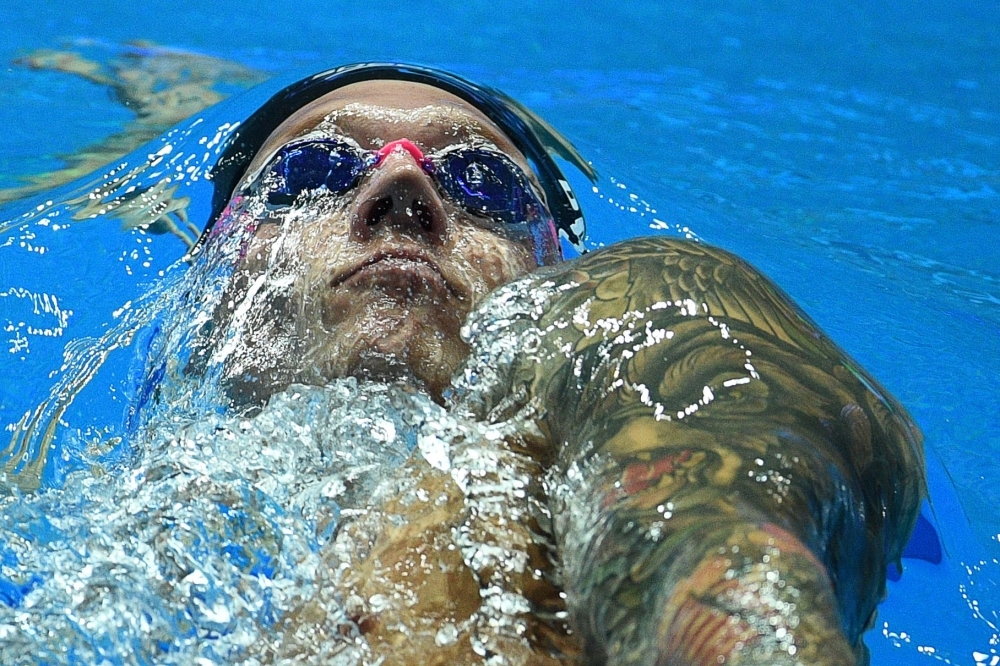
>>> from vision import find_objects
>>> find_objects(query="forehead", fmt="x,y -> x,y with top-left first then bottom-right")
250,80 -> 525,164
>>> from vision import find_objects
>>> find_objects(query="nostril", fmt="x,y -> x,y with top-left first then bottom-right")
367,196 -> 393,227
412,200 -> 434,231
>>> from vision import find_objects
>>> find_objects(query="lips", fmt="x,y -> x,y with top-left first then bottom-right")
332,249 -> 460,300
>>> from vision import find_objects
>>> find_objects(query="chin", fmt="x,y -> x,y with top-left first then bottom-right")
312,312 -> 468,402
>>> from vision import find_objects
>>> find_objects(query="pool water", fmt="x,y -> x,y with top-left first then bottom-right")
1,1 -> 998,664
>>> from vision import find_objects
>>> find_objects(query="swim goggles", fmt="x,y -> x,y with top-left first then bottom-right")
248,136 -> 552,231
199,63 -> 597,260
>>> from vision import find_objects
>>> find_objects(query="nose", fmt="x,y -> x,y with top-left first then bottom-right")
351,145 -> 449,243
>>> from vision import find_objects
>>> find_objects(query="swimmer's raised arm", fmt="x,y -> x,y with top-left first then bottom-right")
456,235 -> 925,666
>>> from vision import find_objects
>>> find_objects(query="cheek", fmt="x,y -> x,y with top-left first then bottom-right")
236,225 -> 281,275
236,210 -> 355,287
453,230 -> 536,302
299,225 -> 353,283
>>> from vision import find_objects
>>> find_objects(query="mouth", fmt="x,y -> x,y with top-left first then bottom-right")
332,249 -> 460,300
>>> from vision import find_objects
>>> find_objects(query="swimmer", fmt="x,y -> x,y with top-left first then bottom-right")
175,64 -> 925,665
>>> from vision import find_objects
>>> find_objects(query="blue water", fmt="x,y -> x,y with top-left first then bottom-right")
1,2 -> 998,664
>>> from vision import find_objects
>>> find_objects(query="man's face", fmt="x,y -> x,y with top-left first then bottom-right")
205,80 -> 552,404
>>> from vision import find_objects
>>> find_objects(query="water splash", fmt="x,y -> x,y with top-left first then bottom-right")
0,380 -> 430,664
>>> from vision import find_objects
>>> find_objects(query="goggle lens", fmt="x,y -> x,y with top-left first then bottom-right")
436,149 -> 528,226
268,141 -> 371,206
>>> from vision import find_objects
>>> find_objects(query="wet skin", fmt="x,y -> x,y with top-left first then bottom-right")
208,80 -> 545,404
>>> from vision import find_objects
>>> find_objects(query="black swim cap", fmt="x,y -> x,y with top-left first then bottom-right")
198,62 -> 597,255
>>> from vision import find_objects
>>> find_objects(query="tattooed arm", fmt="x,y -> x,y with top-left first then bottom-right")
456,236 -> 925,666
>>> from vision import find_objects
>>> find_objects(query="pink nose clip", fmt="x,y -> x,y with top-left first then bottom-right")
374,138 -> 434,172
